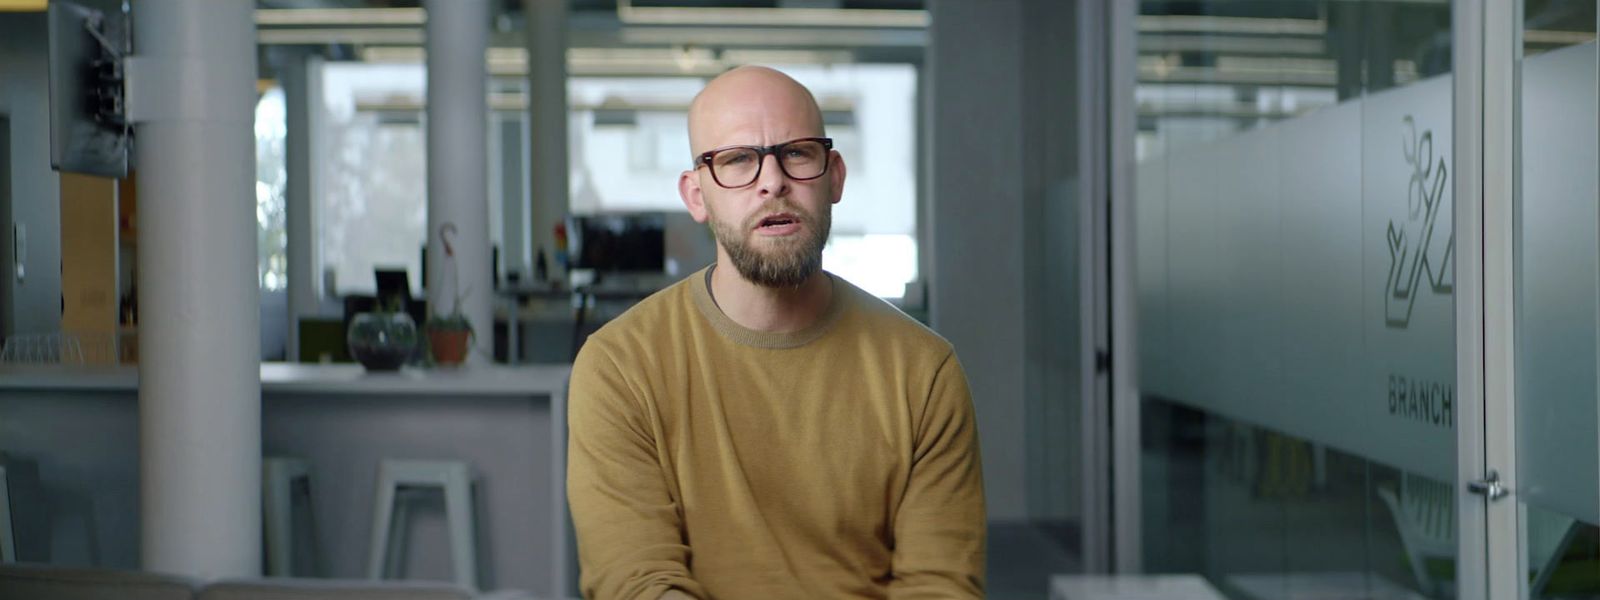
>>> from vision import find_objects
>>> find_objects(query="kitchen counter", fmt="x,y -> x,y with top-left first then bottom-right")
0,362 -> 574,597
0,362 -> 570,396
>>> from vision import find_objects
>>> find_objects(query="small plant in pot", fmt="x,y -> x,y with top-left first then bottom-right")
427,222 -> 475,367
426,307 -> 473,367
348,298 -> 419,372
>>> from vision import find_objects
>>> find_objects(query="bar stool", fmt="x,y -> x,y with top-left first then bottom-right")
0,454 -> 40,564
262,456 -> 317,577
366,459 -> 479,590
0,458 -> 13,563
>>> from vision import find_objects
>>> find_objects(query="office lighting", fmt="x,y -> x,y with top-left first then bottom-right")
1138,15 -> 1327,36
258,28 -> 424,45
255,8 -> 424,27
616,0 -> 927,29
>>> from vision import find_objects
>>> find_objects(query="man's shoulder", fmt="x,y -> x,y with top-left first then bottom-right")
835,275 -> 955,360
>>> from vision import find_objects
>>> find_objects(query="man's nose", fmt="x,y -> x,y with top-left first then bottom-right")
755,153 -> 790,197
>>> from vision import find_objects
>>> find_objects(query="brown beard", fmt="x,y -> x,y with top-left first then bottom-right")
707,200 -> 831,288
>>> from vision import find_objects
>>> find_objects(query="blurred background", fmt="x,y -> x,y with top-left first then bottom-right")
2,1 -> 1600,599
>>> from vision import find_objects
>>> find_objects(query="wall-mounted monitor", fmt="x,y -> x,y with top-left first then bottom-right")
48,1 -> 130,178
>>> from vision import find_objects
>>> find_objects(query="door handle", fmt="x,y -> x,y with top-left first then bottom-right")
1467,470 -> 1510,502
12,222 -> 23,283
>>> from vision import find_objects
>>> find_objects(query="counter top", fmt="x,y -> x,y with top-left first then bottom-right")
0,362 -> 571,395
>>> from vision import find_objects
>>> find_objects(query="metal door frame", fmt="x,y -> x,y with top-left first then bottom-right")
1095,1 -> 1510,595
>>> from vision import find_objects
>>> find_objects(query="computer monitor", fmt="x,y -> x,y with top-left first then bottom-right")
567,213 -> 666,274
374,268 -> 410,308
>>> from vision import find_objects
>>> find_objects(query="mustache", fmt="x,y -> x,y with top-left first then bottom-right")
743,200 -> 810,229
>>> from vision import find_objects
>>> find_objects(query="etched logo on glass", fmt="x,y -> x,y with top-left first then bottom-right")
1386,116 -> 1455,329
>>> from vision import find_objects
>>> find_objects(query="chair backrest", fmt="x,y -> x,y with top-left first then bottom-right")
198,578 -> 473,600
1376,472 -> 1458,596
1526,507 -> 1579,595
1400,472 -> 1456,545
0,562 -> 198,600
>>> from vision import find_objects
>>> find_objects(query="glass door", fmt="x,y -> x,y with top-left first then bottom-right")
1129,1 -> 1473,597
1512,1 -> 1600,598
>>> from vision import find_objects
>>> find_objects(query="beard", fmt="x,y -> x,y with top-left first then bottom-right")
707,200 -> 831,289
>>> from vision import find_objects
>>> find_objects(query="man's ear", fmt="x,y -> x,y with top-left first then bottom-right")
679,170 -> 709,223
828,151 -> 847,205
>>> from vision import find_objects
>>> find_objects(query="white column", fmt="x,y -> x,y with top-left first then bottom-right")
425,0 -> 493,363
284,51 -> 322,362
130,0 -> 261,578
499,116 -> 528,281
523,0 -> 568,283
927,0 -> 1029,520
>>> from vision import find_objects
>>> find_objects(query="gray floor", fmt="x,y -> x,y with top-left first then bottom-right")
988,520 -> 1083,600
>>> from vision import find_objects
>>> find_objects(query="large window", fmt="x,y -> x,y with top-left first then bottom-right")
318,63 -> 432,297
256,62 -> 919,300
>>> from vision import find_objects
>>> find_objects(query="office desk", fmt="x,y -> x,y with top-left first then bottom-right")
496,282 -> 659,363
0,363 -> 571,598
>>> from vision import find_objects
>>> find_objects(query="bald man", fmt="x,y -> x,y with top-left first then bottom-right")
567,66 -> 986,600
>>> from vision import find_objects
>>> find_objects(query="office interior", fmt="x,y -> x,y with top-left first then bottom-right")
2,0 -> 1599,599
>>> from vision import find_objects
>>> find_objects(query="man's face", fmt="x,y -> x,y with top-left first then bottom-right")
679,72 -> 846,288
700,141 -> 837,288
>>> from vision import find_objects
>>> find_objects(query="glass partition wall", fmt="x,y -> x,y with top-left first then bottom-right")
1515,1 -> 1600,598
1128,1 -> 1600,598
1134,2 -> 1463,597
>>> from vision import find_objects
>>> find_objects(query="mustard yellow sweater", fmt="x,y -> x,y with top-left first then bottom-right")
567,268 -> 986,600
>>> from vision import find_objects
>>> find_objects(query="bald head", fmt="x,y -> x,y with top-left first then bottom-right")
687,66 -> 826,155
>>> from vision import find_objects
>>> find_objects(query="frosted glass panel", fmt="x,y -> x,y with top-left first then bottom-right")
1515,1 -> 1598,596
1136,2 -> 1458,597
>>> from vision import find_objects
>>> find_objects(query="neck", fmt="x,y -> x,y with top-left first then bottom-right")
709,261 -> 834,333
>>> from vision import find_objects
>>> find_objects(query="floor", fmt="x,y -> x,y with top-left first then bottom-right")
987,520 -> 1083,600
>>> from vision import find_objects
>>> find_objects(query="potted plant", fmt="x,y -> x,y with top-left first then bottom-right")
348,296 -> 419,371
427,222 -> 474,367
426,309 -> 473,367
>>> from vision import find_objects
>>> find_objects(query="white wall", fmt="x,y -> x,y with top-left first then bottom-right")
928,0 -> 1084,524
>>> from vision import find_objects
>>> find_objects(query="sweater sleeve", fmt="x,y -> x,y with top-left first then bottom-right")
888,352 -> 987,599
568,339 -> 706,600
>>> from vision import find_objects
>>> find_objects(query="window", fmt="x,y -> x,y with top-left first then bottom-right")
255,87 -> 287,291
314,63 -> 513,297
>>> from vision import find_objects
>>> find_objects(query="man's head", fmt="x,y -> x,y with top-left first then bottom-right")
678,66 -> 846,288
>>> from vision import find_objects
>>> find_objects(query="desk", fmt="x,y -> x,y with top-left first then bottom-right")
496,282 -> 659,363
0,363 -> 571,598
1049,574 -> 1227,600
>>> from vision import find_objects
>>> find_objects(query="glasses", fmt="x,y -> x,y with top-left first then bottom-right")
693,137 -> 834,188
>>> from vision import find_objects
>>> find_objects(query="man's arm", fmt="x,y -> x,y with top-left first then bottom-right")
568,340 -> 705,600
888,352 -> 987,599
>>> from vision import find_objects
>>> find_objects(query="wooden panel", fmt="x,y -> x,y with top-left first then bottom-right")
59,172 -> 118,364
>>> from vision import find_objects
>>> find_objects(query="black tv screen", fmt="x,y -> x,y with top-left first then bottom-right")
568,213 -> 666,274
48,1 -> 130,178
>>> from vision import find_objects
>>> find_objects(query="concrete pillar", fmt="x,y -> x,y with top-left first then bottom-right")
927,0 -> 1029,520
500,116 -> 529,282
283,51 -> 322,362
425,0 -> 493,362
131,0 -> 261,578
522,0 -> 568,283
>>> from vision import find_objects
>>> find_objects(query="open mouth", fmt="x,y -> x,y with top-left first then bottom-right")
756,213 -> 801,231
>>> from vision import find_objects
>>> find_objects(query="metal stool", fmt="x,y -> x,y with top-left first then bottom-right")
366,459 -> 479,590
0,459 -> 13,563
262,456 -> 317,576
